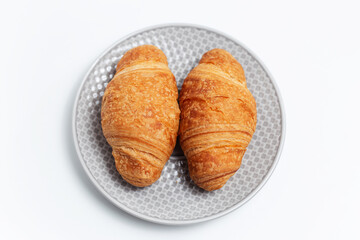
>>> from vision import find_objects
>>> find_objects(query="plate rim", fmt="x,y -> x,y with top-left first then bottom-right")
72,23 -> 286,225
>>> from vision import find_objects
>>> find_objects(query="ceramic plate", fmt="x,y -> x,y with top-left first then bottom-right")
72,24 -> 285,225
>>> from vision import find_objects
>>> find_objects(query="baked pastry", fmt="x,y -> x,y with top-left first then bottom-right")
179,49 -> 257,191
101,45 -> 180,187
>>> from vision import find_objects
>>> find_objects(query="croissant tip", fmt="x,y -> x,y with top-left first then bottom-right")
132,44 -> 161,51
204,48 -> 232,57
122,175 -> 160,188
196,182 -> 226,191
115,44 -> 168,73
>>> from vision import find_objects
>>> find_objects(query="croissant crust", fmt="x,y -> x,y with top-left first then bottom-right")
179,49 -> 257,191
101,45 -> 180,187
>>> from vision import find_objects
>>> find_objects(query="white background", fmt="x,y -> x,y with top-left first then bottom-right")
1,0 -> 359,239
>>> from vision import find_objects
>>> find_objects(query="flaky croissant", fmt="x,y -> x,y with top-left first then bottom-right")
101,45 -> 180,187
179,49 -> 257,191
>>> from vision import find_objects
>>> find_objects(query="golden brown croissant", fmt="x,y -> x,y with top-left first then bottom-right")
101,45 -> 180,187
179,49 -> 257,191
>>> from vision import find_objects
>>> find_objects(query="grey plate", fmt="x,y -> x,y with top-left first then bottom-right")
72,24 -> 286,225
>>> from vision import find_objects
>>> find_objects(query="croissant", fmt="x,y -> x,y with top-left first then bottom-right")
101,45 -> 180,187
179,49 -> 257,191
